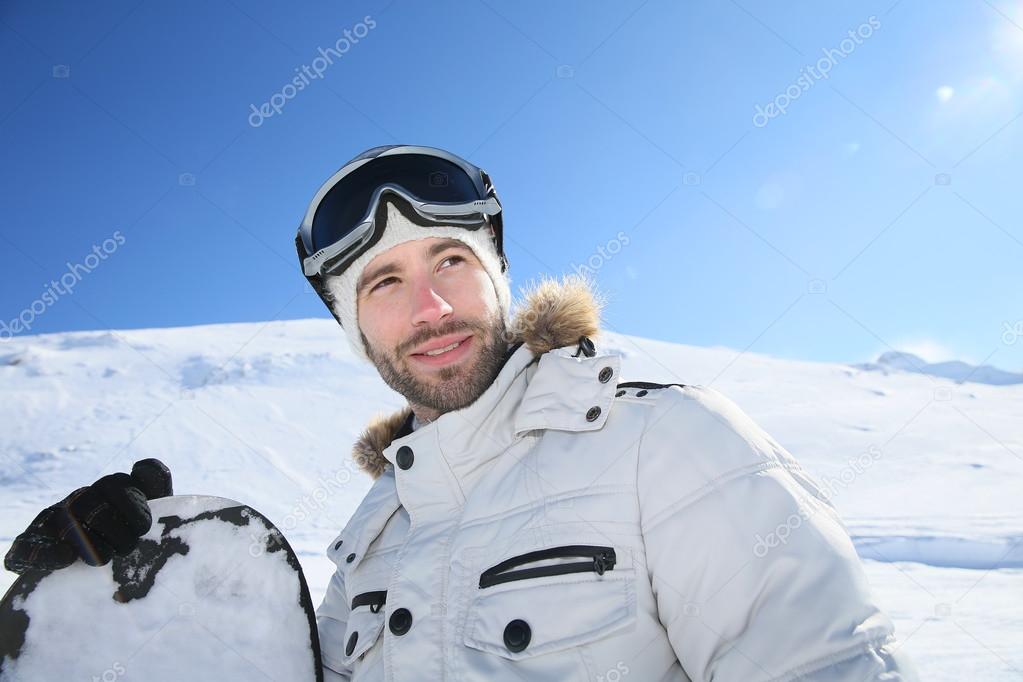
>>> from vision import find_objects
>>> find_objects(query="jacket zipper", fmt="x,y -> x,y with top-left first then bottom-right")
479,545 -> 617,589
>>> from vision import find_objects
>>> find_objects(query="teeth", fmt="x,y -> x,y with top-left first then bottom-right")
424,340 -> 462,356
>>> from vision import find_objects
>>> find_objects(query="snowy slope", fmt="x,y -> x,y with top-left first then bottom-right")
2,320 -> 1020,679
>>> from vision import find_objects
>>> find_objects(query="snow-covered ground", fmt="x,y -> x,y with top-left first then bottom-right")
2,320 -> 1020,679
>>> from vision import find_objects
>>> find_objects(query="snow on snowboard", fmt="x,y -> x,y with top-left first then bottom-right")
0,496 -> 323,681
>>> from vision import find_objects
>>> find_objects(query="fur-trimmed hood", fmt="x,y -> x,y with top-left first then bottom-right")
351,275 -> 605,479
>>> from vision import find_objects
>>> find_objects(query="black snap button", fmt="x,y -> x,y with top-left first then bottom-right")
346,553 -> 356,563
389,607 -> 412,636
636,389 -> 648,397
334,539 -> 343,551
598,366 -> 613,383
585,406 -> 601,422
615,389 -> 625,397
396,445 -> 414,470
503,619 -> 531,652
345,630 -> 359,656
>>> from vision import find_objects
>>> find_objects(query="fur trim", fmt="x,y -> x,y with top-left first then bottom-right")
510,274 -> 605,357
352,406 -> 413,480
351,274 -> 604,478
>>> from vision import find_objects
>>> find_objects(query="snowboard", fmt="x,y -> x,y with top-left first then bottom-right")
0,495 -> 322,681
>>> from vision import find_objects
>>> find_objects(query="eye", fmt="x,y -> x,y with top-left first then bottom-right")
371,276 -> 397,292
440,254 -> 465,269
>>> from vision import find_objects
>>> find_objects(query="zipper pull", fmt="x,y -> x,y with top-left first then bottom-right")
593,550 -> 614,575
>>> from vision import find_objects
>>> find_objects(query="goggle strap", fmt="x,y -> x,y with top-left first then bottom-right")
296,233 -> 347,328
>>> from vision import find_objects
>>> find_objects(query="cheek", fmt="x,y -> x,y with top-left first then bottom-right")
448,268 -> 497,317
358,298 -> 400,348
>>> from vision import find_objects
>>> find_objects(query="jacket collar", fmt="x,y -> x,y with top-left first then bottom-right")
351,275 -> 616,479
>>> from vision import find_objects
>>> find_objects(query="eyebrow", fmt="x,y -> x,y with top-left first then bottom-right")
357,239 -> 474,294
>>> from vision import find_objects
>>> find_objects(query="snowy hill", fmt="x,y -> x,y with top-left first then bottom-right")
855,350 -> 1023,385
2,321 -> 1021,679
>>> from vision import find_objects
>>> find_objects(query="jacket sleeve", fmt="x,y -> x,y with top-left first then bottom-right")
635,385 -> 918,681
316,567 -> 353,680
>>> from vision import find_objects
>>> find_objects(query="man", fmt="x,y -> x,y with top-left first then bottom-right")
7,145 -> 916,680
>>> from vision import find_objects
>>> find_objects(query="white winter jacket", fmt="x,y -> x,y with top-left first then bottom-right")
315,277 -> 916,681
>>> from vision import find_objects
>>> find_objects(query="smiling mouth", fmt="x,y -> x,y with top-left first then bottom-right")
409,334 -> 474,365
420,339 -> 464,356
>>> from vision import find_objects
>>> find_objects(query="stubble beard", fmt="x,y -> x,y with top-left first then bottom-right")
363,314 -> 510,416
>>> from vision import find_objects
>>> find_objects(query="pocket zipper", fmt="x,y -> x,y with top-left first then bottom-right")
479,545 -> 617,589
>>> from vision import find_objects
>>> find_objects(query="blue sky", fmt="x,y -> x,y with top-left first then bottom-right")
2,0 -> 1021,370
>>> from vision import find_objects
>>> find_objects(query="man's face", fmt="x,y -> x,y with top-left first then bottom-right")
357,237 -> 509,417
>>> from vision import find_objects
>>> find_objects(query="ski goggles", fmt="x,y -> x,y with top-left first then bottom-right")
298,145 -> 504,278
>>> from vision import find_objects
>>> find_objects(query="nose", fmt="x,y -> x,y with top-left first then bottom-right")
410,275 -> 453,327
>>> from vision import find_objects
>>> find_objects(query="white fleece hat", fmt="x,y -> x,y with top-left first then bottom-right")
322,200 -> 512,363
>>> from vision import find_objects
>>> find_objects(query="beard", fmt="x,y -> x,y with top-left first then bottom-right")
362,313 -> 510,416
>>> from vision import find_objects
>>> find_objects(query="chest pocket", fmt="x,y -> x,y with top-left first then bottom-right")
325,474 -> 406,670
338,592 -> 387,668
335,545 -> 399,671
463,543 -> 637,660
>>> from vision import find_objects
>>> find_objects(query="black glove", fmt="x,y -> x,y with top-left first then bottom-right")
4,458 -> 173,575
